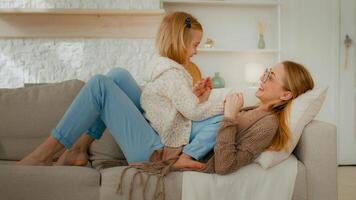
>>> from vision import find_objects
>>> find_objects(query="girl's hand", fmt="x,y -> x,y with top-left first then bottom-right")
198,88 -> 211,103
193,77 -> 212,98
224,93 -> 244,119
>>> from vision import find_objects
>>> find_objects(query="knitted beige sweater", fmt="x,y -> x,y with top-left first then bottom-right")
141,55 -> 224,147
202,107 -> 279,174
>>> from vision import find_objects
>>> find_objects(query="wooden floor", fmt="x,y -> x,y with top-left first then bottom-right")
338,166 -> 356,200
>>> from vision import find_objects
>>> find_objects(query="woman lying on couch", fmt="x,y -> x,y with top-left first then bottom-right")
17,14 -> 315,174
18,58 -> 315,174
201,61 -> 314,174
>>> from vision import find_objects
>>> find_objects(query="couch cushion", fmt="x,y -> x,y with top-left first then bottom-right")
0,161 -> 100,200
0,80 -> 85,160
100,166 -> 182,200
89,129 -> 126,169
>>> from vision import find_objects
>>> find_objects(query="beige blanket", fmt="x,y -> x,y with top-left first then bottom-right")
182,155 -> 298,200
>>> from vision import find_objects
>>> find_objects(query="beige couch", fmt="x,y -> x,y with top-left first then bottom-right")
0,80 -> 337,200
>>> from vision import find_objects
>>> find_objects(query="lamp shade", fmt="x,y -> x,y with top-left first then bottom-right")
244,63 -> 265,83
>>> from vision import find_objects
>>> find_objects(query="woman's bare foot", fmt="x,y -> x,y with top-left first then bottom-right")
55,149 -> 88,166
17,154 -> 53,166
17,136 -> 64,166
172,154 -> 205,170
54,134 -> 94,166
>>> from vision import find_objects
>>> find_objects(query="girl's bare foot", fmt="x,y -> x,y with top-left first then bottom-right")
172,154 -> 205,170
55,149 -> 88,166
129,162 -> 144,167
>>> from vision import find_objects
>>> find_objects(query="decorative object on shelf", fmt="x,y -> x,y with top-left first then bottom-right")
212,72 -> 225,88
257,20 -> 267,49
204,38 -> 214,48
244,63 -> 265,87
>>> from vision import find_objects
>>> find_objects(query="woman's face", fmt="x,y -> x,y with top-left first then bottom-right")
186,29 -> 202,63
255,63 -> 293,105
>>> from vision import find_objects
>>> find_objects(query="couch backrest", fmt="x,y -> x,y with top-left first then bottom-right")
0,80 -> 84,160
0,79 -> 126,164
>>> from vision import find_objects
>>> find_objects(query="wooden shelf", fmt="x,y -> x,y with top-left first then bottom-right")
198,48 -> 280,53
0,9 -> 165,38
0,8 -> 165,15
163,0 -> 280,7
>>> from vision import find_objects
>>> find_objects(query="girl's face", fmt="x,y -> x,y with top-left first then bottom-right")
186,29 -> 202,63
255,63 -> 293,105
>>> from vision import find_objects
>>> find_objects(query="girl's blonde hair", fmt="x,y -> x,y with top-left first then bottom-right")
268,61 -> 314,151
156,12 -> 203,65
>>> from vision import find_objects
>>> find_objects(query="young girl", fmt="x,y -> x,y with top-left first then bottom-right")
141,12 -> 224,168
18,12 -> 224,170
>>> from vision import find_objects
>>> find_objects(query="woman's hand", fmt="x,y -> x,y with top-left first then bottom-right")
224,93 -> 244,119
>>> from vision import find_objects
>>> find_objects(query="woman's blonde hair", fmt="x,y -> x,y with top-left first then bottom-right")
156,12 -> 203,65
268,61 -> 314,151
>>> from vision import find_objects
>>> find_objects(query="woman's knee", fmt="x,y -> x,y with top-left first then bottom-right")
86,74 -> 110,90
106,68 -> 131,82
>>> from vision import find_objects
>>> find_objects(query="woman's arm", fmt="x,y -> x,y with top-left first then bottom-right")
159,69 -> 223,121
212,93 -> 277,175
213,116 -> 278,175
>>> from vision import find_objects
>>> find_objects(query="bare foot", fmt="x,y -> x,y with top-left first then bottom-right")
17,154 -> 53,166
55,149 -> 88,166
129,162 -> 144,167
172,154 -> 205,170
17,135 -> 64,166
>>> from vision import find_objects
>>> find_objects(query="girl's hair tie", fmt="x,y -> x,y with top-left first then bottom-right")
185,17 -> 192,28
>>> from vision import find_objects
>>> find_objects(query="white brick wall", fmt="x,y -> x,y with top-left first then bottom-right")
0,0 -> 160,88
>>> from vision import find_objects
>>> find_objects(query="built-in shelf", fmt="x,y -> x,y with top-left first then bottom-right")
198,48 -> 280,53
0,8 -> 165,15
0,8 -> 165,38
163,0 -> 281,7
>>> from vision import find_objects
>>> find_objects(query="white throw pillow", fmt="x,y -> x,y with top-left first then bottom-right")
255,87 -> 328,169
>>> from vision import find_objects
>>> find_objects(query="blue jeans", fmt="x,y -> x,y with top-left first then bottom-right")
184,114 -> 223,160
52,68 -> 163,163
52,68 -> 222,163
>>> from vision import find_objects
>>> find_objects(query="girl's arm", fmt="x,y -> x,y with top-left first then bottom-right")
159,69 -> 223,121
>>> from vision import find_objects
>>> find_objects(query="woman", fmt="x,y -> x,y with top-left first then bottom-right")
200,60 -> 315,174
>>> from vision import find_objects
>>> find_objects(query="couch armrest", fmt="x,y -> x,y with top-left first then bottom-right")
294,120 -> 337,200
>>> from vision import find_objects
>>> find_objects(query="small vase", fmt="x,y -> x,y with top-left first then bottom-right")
212,72 -> 225,89
258,34 -> 266,49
